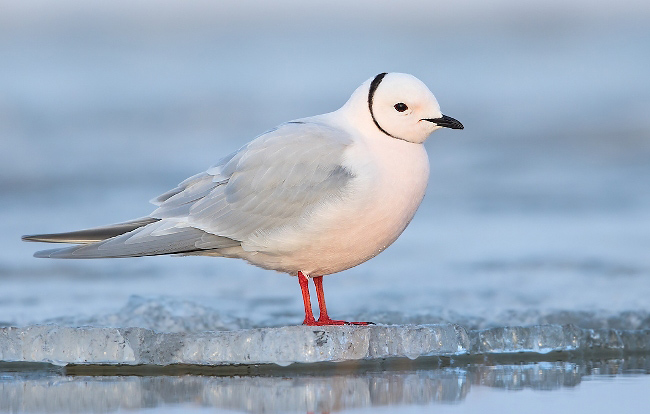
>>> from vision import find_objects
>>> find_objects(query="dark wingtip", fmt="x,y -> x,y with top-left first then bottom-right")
22,234 -> 71,243
20,218 -> 160,245
22,234 -> 42,242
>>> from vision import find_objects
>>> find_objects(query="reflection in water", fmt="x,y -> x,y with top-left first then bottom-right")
1,358 -> 648,413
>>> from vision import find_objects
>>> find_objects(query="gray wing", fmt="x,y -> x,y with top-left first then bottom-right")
30,120 -> 354,258
152,120 -> 355,251
33,219 -> 239,258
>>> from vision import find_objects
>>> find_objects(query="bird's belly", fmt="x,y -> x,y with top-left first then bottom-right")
242,142 -> 430,276
296,193 -> 423,275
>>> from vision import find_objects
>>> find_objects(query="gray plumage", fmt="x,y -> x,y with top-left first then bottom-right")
33,222 -> 239,259
24,120 -> 354,260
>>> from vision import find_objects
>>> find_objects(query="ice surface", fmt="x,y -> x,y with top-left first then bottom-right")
3,295 -> 649,367
471,325 -> 650,354
34,295 -> 650,334
0,324 -> 469,366
1,322 -> 649,367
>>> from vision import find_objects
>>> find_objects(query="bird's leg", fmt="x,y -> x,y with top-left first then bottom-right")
313,276 -> 373,326
298,272 -> 374,326
312,276 -> 346,325
298,271 -> 317,325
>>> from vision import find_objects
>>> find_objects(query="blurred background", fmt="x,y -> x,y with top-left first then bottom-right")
1,0 -> 649,330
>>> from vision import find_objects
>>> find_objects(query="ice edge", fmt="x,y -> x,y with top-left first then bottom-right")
1,324 -> 649,366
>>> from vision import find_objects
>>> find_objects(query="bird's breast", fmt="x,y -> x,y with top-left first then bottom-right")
291,138 -> 430,275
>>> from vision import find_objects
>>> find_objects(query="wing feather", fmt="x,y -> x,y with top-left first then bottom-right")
22,217 -> 160,244
29,119 -> 355,259
151,120 -> 355,250
34,221 -> 239,258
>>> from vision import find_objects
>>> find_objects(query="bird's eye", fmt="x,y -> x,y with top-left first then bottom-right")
394,103 -> 408,112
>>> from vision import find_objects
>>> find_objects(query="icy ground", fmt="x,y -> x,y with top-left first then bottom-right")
2,294 -> 650,367
2,321 -> 649,366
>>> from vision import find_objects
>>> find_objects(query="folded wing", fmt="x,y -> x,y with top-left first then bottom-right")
25,120 -> 354,259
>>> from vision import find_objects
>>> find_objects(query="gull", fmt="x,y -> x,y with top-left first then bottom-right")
22,72 -> 463,326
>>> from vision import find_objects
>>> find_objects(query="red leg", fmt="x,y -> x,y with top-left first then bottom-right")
297,274 -> 373,326
298,271 -> 317,325
312,276 -> 346,325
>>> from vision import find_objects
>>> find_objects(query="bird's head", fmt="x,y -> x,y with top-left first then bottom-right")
343,72 -> 463,144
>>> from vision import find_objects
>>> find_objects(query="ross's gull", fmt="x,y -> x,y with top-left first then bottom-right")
23,72 -> 463,326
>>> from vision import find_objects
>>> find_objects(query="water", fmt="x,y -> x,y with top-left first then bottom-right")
1,1 -> 650,412
1,359 -> 649,413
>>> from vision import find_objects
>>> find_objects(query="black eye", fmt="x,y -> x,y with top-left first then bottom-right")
394,103 -> 408,112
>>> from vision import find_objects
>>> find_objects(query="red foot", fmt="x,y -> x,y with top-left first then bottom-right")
303,317 -> 347,326
298,271 -> 375,326
303,314 -> 375,326
303,318 -> 373,326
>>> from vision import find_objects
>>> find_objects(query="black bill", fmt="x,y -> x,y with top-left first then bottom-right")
423,114 -> 464,130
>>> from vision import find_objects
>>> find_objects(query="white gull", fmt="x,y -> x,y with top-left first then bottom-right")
23,72 -> 463,326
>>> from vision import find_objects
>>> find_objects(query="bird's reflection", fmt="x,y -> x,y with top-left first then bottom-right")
0,357 -> 648,413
